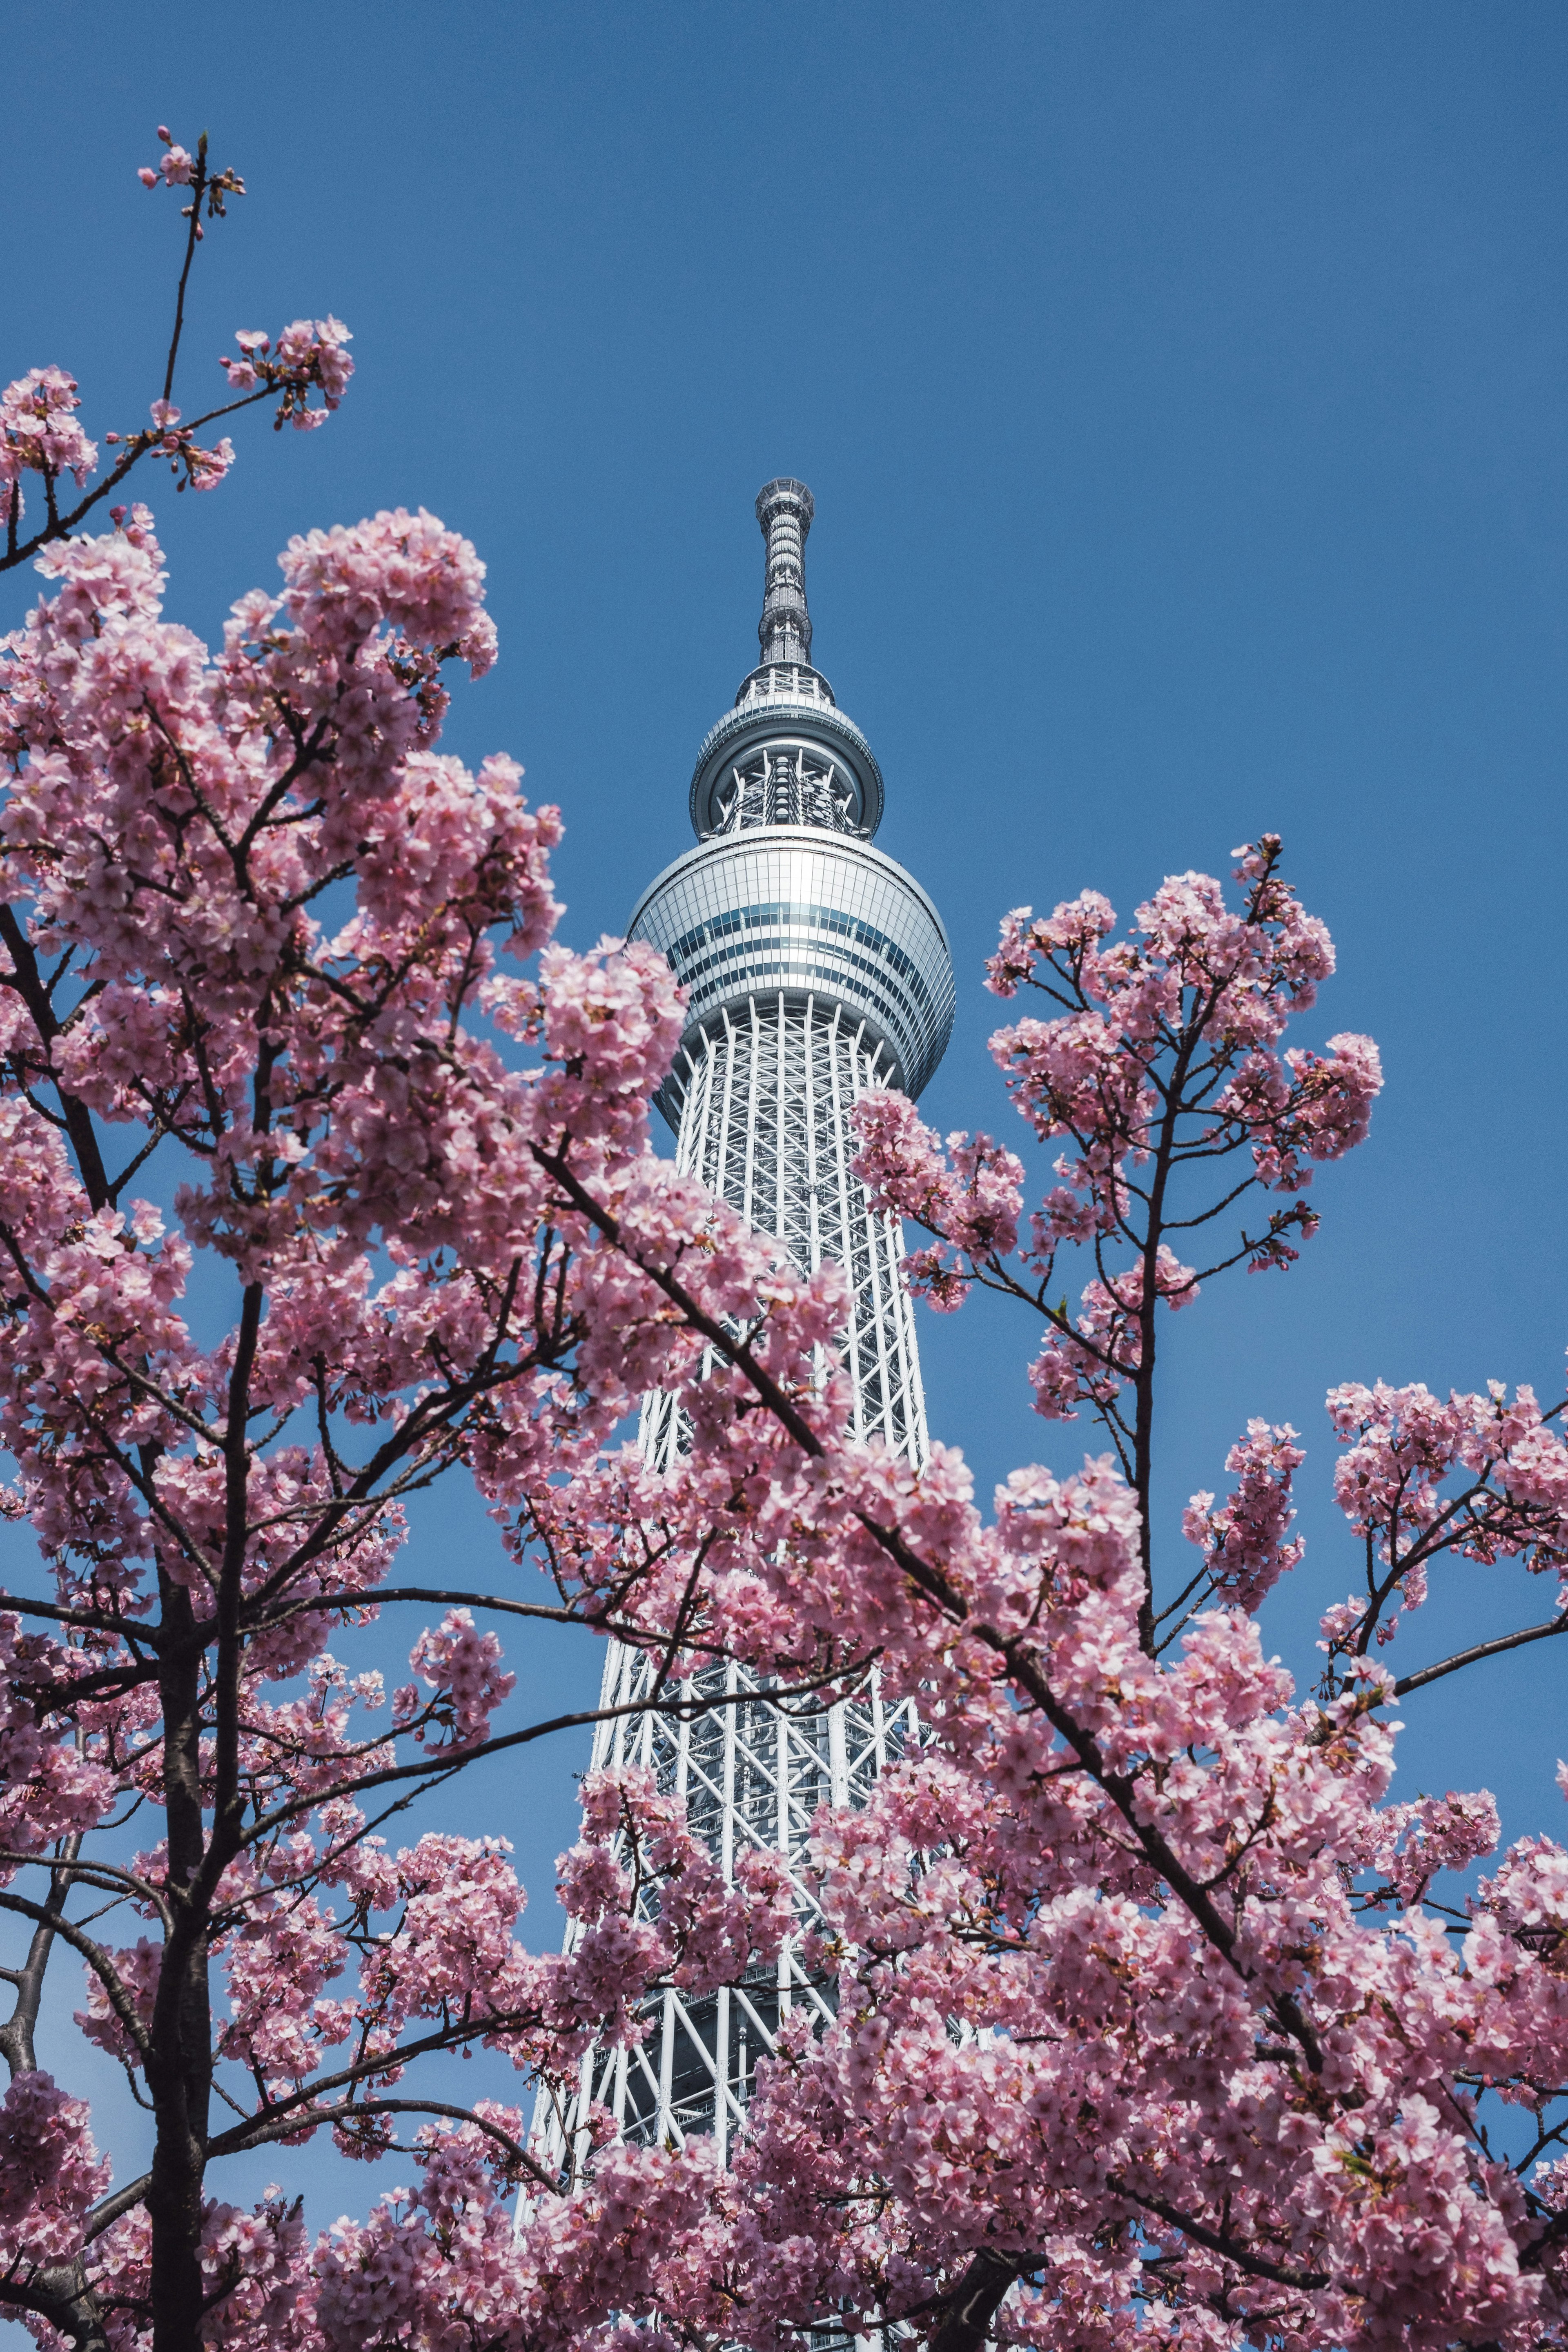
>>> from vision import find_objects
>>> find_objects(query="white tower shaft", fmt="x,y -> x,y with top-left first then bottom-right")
546,482 -> 953,2163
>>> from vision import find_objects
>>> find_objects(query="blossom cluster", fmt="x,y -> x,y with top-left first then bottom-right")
1318,1376 -> 1568,1657
217,318 -> 356,433
0,368 -> 98,533
1183,1417 -> 1306,1611
136,126 -> 198,188
853,840 -> 1382,1466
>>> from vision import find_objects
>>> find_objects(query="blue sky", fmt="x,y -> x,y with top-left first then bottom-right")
6,0 -> 1568,2247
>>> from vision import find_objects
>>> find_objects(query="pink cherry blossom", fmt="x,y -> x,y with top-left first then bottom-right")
398,1610 -> 516,1750
5,162 -> 1568,2352
854,838 -> 1382,1616
1183,1418 -> 1306,1611
0,2072 -> 109,2270
0,368 -> 98,531
5,128 -> 345,582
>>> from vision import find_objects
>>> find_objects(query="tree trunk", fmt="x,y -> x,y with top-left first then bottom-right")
927,2250 -> 1018,2352
147,1597 -> 215,2352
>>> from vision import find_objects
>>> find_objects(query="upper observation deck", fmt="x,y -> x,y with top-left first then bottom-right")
630,479 -> 955,1105
630,827 -> 953,1102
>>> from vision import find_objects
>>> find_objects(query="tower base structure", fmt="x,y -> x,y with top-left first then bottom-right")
579,1650 -> 917,2157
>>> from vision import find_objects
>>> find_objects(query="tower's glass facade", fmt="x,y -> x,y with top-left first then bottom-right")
545,481 -> 953,2164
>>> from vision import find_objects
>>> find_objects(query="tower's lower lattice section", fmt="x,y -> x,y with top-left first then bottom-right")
545,993 -> 929,2161
577,1660 -> 917,2156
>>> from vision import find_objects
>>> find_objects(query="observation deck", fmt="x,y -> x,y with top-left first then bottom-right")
630,478 -> 955,1118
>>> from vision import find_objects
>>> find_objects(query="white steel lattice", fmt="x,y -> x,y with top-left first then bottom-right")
640,997 -> 928,1467
544,995 -> 927,2163
532,480 -> 950,2196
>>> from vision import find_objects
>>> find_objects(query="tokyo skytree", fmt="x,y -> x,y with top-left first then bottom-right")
553,479 -> 954,2160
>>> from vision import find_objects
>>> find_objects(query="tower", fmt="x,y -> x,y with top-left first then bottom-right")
556,481 -> 954,2159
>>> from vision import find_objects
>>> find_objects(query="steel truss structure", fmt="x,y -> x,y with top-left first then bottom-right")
539,481 -> 953,2170
639,996 -> 928,1468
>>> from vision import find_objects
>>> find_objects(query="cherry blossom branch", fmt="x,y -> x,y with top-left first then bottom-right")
0,1257 -> 560,1623
243,1659 -> 860,1845
251,1584 -> 600,1633
2,129 -> 351,576
89,2099 -> 553,2252
0,1891 -> 149,2059
533,1135 -> 1329,2072
0,1836 -> 81,2078
0,1852 -> 171,1929
209,2098 -> 552,2187
0,2272 -> 111,2352
157,133 -> 214,412
0,907 -> 115,1207
1118,2187 -> 1330,2291
1392,1609 -> 1568,1697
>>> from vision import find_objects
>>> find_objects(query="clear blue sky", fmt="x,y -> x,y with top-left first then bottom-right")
6,0 -> 1568,2245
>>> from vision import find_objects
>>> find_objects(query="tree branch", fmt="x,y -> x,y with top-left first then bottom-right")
1393,1610 -> 1568,1697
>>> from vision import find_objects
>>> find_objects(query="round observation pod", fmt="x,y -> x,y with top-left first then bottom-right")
630,827 -> 954,1124
688,684 -> 885,842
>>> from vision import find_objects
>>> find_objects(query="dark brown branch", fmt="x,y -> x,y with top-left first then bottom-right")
0,1890 -> 150,2058
1394,1610 -> 1568,1697
0,1836 -> 82,2078
1119,2185 -> 1329,2291
245,1658 -> 859,1844
926,2248 -> 1022,2352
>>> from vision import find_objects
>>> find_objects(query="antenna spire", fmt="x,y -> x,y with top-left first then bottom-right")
755,478 -> 815,667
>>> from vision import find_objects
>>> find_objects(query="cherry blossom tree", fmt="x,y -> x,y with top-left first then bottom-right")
249,842 -> 1568,2352
0,128 -> 849,2352
9,116 -> 1568,2352
561,853 -> 1568,2352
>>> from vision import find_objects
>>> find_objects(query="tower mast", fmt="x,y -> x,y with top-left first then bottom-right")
555,480 -> 954,2157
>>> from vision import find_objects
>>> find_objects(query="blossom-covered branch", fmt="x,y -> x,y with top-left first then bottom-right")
2,127 -> 352,574
1315,1374 -> 1568,1686
853,836 -> 1382,1641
